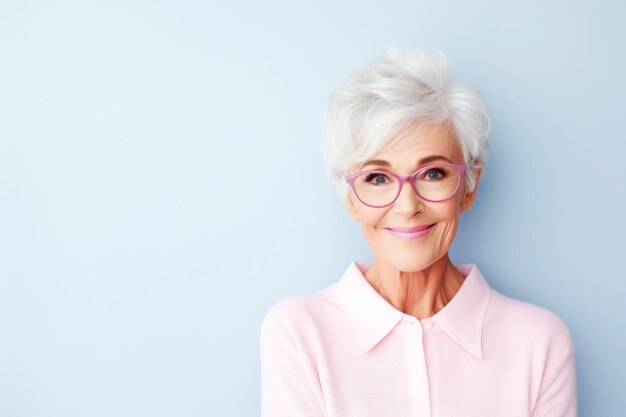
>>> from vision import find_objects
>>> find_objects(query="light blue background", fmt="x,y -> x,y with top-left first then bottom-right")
1,1 -> 624,416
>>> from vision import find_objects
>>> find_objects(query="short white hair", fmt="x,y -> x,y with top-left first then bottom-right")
322,45 -> 491,202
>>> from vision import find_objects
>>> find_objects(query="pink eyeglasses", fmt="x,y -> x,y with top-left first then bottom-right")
346,161 -> 471,208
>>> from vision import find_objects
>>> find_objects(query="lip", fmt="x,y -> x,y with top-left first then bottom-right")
384,224 -> 435,240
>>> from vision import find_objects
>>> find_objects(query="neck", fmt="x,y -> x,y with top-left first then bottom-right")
364,254 -> 464,320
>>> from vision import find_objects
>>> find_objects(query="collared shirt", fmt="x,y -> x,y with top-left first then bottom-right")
260,262 -> 577,417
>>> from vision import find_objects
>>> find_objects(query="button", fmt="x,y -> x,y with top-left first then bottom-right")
422,321 -> 433,331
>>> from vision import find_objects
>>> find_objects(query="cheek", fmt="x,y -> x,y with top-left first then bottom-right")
357,206 -> 387,227
437,212 -> 459,238
416,198 -> 460,243
358,210 -> 388,245
432,206 -> 461,246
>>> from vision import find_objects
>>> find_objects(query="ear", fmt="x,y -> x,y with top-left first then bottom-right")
345,192 -> 362,221
460,167 -> 482,213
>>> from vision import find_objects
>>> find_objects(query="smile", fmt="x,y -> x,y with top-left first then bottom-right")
384,224 -> 435,240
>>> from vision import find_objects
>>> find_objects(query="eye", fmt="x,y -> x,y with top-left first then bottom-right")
364,172 -> 390,185
421,168 -> 445,181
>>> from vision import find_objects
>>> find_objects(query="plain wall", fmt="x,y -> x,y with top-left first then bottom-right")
1,1 -> 625,416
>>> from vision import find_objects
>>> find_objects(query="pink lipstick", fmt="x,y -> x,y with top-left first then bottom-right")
384,224 -> 434,240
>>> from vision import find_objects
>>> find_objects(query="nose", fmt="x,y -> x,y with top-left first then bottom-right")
391,179 -> 425,216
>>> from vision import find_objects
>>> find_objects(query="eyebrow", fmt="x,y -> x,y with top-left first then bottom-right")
360,155 -> 453,169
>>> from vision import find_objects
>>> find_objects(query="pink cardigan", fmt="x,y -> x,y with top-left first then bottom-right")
260,262 -> 577,417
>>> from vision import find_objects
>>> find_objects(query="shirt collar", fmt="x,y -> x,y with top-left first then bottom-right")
336,261 -> 492,359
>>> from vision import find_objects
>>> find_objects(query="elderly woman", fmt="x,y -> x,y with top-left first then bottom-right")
260,46 -> 577,417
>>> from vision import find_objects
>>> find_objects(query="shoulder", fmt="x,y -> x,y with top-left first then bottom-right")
260,284 -> 343,341
486,289 -> 574,355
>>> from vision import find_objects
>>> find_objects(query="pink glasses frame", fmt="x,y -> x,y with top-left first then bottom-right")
345,161 -> 472,208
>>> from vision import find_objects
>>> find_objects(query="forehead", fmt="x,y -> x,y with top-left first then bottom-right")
361,123 -> 463,170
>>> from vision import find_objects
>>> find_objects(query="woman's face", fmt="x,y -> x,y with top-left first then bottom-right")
346,124 -> 480,272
